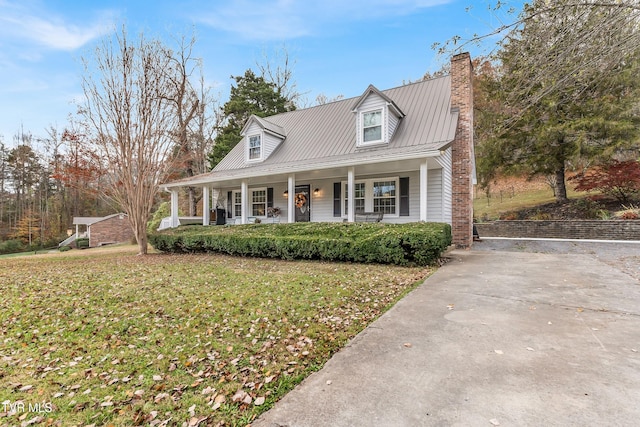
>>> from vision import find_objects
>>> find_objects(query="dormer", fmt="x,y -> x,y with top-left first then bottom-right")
352,85 -> 404,148
241,115 -> 286,163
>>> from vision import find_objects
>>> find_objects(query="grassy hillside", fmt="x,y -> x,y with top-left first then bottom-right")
473,176 -> 637,221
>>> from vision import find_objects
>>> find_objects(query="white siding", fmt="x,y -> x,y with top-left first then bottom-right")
214,169 -> 448,225
427,169 -> 443,221
387,112 -> 400,141
263,132 -> 282,160
436,147 -> 453,224
243,122 -> 283,163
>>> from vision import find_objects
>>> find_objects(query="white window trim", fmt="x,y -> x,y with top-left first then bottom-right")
233,187 -> 268,218
246,133 -> 263,162
358,108 -> 386,147
232,190 -> 242,218
341,176 -> 399,218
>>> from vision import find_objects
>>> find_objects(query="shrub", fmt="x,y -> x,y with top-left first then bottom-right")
0,239 -> 26,255
76,238 -> 90,249
570,160 -> 640,203
149,222 -> 452,266
147,201 -> 171,235
59,245 -> 72,252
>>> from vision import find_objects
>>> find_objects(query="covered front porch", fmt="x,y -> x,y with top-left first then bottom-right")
162,150 -> 452,229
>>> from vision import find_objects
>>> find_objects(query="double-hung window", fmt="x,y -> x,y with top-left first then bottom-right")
373,180 -> 397,214
251,189 -> 266,216
344,182 -> 366,215
233,191 -> 242,217
362,109 -> 383,144
232,188 -> 267,218
248,135 -> 261,160
343,177 -> 398,217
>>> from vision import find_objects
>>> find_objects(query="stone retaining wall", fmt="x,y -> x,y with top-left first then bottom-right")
475,220 -> 640,241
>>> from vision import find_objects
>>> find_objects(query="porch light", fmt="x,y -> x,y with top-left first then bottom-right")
313,188 -> 320,195
283,190 -> 289,197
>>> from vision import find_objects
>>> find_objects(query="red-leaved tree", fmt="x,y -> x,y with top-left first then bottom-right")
571,160 -> 640,203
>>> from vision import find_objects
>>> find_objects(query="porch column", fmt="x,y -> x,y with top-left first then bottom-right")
202,186 -> 210,226
420,160 -> 428,222
241,180 -> 248,224
287,174 -> 295,223
170,190 -> 179,228
347,167 -> 355,223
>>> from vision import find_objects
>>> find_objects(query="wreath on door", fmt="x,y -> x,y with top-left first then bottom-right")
295,193 -> 307,208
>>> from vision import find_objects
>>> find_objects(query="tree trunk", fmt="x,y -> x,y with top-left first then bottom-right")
554,165 -> 568,202
134,217 -> 148,255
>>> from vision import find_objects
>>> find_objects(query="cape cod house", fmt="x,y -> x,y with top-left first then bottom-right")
162,53 -> 476,247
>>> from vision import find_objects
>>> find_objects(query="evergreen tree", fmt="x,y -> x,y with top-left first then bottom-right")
208,70 -> 293,169
474,2 -> 640,201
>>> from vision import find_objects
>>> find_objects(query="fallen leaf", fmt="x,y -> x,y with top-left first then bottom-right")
494,350 -> 503,355
19,385 -> 33,392
489,418 -> 500,426
232,390 -> 246,403
447,304 -> 455,310
403,343 -> 412,348
254,396 -> 265,406
526,347 -> 535,352
154,392 -> 169,403
326,380 -> 332,385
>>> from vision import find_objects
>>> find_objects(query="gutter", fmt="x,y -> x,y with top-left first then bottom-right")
162,146 -> 445,189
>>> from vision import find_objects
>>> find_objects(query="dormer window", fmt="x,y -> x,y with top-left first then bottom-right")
363,109 -> 383,143
353,85 -> 404,148
248,135 -> 262,160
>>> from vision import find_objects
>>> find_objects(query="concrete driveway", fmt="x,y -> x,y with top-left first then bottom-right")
254,240 -> 640,426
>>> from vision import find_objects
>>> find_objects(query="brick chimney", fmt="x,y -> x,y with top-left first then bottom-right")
450,52 -> 474,248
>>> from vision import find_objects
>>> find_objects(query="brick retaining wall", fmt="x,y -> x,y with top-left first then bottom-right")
475,220 -> 640,241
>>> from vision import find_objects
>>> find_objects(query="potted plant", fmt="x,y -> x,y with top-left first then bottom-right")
267,207 -> 281,218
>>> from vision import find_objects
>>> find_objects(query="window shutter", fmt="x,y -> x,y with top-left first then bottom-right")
227,191 -> 232,218
399,177 -> 409,216
267,188 -> 273,210
333,182 -> 341,217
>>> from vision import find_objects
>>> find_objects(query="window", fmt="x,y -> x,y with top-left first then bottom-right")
373,180 -> 396,214
362,110 -> 382,143
251,189 -> 266,216
248,135 -> 261,160
343,177 -> 398,216
233,191 -> 242,217
344,182 -> 366,215
232,188 -> 267,218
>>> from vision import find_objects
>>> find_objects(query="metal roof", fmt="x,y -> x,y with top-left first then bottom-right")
73,213 -> 127,226
164,76 -> 457,188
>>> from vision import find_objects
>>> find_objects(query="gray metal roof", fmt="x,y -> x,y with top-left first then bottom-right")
165,76 -> 457,187
73,213 -> 127,226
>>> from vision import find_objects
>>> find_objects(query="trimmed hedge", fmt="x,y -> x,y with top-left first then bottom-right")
149,222 -> 451,266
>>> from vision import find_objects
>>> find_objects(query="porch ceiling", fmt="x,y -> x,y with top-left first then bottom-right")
184,157 -> 443,189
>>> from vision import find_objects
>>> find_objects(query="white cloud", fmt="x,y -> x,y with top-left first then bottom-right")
0,1 -> 115,51
193,0 -> 452,40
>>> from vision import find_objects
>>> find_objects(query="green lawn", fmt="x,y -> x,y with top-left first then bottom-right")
0,245 -> 432,426
474,187 -> 585,220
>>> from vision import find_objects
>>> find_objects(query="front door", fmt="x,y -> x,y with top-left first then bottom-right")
294,185 -> 311,222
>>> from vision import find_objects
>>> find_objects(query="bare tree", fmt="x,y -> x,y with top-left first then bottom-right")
162,34 -> 203,216
435,0 -> 640,119
80,27 -> 179,255
255,45 -> 305,108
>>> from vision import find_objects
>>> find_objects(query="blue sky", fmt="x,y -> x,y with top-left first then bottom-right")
0,0 -> 523,144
